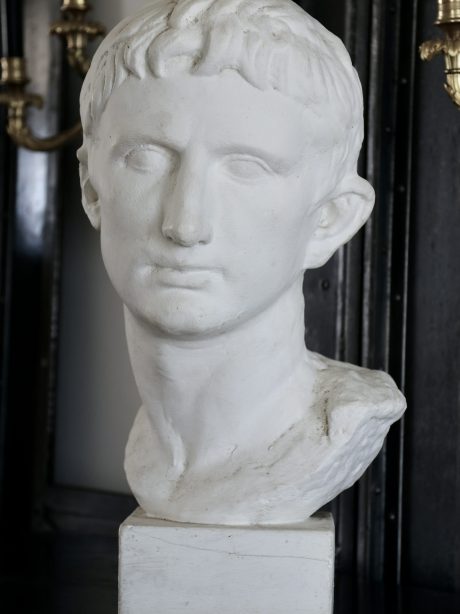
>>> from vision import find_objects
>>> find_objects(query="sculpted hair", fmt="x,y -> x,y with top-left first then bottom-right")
80,0 -> 364,169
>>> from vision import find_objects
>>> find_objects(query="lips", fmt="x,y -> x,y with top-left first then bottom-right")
152,263 -> 218,289
158,265 -> 212,273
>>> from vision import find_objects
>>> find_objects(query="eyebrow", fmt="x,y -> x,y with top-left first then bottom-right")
214,143 -> 302,174
109,134 -> 304,175
109,133 -> 187,157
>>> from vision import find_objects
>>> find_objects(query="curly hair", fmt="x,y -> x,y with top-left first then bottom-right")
80,0 -> 364,172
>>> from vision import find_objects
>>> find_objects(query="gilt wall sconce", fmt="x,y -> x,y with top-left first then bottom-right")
0,0 -> 105,151
420,0 -> 460,108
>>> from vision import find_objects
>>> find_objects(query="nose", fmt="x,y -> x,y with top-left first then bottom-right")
161,154 -> 212,247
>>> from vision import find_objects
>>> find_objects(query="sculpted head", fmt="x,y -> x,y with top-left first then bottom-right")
79,0 -> 375,338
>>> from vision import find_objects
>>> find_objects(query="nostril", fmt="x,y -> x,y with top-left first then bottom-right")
162,221 -> 211,247
163,224 -> 197,246
162,225 -> 175,241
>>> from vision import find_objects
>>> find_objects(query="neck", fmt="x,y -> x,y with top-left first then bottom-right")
124,278 -> 316,473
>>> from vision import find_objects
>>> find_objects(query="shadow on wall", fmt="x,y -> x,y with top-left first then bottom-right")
53,0 -> 151,496
92,0 -> 151,31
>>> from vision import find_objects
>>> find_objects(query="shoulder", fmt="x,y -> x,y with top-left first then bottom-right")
309,352 -> 407,444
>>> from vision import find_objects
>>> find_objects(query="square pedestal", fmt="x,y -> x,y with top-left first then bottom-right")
119,508 -> 334,614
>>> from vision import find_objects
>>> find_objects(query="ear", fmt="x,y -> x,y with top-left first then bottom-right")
304,174 -> 375,269
77,145 -> 101,230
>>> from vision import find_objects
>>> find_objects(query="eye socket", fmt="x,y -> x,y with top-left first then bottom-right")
222,155 -> 273,182
124,144 -> 176,175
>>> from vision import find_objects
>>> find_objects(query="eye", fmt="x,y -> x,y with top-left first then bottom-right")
124,144 -> 176,175
223,155 -> 273,181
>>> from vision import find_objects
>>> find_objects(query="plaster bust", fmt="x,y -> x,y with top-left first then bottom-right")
78,0 -> 406,525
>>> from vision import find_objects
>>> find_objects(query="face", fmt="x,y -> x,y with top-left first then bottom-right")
88,70 -> 342,337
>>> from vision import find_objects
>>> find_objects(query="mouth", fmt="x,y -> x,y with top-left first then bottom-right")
152,263 -> 219,289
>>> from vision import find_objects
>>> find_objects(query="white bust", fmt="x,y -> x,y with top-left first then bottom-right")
78,0 -> 406,525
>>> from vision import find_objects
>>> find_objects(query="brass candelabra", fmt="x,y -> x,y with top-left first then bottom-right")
0,0 -> 105,151
420,0 -> 460,108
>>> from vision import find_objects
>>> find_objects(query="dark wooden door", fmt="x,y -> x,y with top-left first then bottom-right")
304,0 -> 460,599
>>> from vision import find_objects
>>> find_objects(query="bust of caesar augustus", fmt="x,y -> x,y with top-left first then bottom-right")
78,0 -> 406,525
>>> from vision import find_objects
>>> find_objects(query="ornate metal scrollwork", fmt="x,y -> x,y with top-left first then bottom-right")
0,0 -> 105,151
420,0 -> 460,108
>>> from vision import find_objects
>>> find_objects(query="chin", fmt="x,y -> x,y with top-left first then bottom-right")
149,313 -> 231,339
135,293 -> 237,339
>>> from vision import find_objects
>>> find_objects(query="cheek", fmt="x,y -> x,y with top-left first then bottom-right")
96,165 -> 168,234
99,216 -> 147,303
222,176 -> 313,245
95,176 -> 153,282
219,178 -> 315,282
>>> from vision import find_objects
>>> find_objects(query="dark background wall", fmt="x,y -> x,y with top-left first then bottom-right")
405,0 -> 460,592
307,0 -> 460,596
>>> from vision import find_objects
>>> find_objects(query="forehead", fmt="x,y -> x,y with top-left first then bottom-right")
96,70 -> 345,167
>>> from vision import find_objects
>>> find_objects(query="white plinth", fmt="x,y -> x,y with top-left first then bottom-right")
119,508 -> 334,614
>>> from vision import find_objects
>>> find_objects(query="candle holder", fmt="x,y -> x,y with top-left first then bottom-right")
420,0 -> 460,108
0,0 -> 105,151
